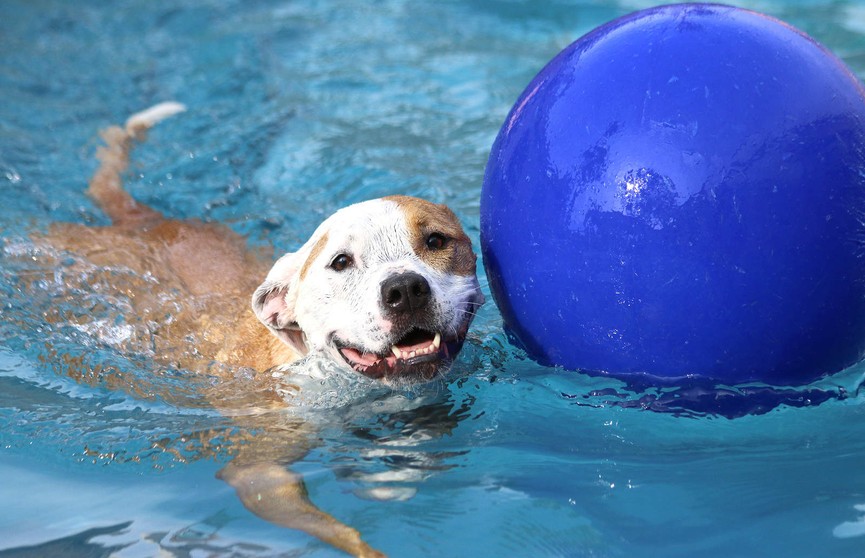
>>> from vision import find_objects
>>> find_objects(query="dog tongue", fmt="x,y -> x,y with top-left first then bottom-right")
340,347 -> 382,366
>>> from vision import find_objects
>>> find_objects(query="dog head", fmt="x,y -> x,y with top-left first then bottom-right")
253,196 -> 484,386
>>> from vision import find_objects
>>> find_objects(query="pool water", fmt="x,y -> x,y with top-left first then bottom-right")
2,0 -> 865,556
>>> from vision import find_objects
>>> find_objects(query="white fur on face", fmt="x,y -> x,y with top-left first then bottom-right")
298,199 -> 480,358
253,198 -> 484,383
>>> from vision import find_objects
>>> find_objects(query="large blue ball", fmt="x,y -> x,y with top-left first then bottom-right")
481,4 -> 865,385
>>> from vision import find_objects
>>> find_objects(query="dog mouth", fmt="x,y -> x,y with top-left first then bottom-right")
336,328 -> 462,383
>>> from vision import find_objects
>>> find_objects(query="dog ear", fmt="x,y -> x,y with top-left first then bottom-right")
252,248 -> 312,355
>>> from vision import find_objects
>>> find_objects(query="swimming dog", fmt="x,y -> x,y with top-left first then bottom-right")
36,103 -> 484,557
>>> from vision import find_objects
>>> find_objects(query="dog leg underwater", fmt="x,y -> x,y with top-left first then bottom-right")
218,461 -> 386,558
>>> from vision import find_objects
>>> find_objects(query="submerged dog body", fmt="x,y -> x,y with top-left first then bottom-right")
36,104 -> 484,557
45,103 -> 484,383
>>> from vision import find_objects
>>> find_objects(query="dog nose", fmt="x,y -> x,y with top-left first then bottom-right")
381,272 -> 431,315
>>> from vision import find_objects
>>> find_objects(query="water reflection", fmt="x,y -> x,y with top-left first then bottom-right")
335,396 -> 474,501
834,504 -> 865,539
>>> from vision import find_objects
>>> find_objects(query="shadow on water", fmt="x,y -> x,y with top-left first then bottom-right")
0,522 -> 134,558
0,513 -> 285,558
560,372 -> 860,419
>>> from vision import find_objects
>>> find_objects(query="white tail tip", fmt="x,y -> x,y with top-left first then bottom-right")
124,101 -> 187,134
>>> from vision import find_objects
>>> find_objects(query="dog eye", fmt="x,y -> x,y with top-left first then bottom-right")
329,254 -> 353,272
426,232 -> 448,251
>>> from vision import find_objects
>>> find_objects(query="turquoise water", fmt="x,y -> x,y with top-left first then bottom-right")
2,0 -> 865,556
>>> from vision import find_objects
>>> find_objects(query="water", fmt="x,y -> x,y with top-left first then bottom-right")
2,0 -> 865,556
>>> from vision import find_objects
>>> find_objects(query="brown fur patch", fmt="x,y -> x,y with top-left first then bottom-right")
385,195 -> 477,276
299,231 -> 329,280
35,220 -> 296,376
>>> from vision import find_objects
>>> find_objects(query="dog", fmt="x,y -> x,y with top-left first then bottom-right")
32,103 -> 484,557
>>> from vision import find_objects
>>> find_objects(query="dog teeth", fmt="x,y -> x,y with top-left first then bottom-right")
390,332 -> 444,361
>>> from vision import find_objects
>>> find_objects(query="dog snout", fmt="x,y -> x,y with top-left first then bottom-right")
381,272 -> 431,315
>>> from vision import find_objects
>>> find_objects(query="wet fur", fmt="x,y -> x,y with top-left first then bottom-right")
35,104 -> 392,557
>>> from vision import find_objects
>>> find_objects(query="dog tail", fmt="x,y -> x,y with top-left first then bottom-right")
124,101 -> 186,139
87,101 -> 187,226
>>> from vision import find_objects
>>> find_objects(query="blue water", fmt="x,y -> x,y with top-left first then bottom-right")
2,0 -> 865,556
